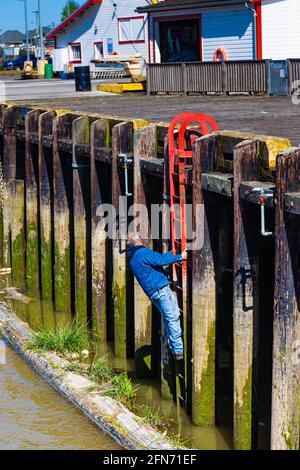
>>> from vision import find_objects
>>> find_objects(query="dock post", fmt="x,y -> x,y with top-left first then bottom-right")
90,119 -> 110,340
2,106 -> 17,268
52,114 -> 72,314
233,140 -> 260,450
25,109 -> 43,295
72,116 -> 91,325
38,111 -> 56,301
133,124 -> 157,378
111,122 -> 133,359
192,135 -> 218,425
271,148 -> 300,450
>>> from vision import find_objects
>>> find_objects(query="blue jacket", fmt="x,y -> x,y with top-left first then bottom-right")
126,245 -> 182,298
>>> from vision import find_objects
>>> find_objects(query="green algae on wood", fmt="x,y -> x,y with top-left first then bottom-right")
271,148 -> 300,450
234,366 -> 252,450
192,137 -> 218,426
39,111 -> 56,301
72,116 -> 91,325
52,114 -> 73,314
90,119 -> 110,341
112,266 -> 127,358
111,122 -> 133,359
2,106 -> 18,268
11,180 -> 25,288
233,141 -> 260,450
133,125 -> 157,378
25,110 -> 42,295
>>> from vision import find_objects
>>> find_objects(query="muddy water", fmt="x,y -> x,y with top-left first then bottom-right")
0,275 -> 231,450
0,340 -> 121,450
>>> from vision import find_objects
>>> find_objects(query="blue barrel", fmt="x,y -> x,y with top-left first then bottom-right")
74,66 -> 92,92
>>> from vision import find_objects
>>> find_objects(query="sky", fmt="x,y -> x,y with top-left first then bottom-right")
0,0 -> 85,33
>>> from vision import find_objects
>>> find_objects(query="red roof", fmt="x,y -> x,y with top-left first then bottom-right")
46,0 -> 102,40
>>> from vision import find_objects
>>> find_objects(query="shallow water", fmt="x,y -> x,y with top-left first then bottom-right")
0,272 -> 231,450
0,340 -> 121,450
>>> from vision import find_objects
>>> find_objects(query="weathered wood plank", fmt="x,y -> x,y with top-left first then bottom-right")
39,111 -> 56,300
25,109 -> 43,295
90,119 -> 110,341
233,140 -> 260,450
192,135 -> 218,425
271,148 -> 300,450
111,122 -> 133,359
72,116 -> 91,325
53,114 -> 73,314
133,124 -> 157,378
2,107 -> 17,268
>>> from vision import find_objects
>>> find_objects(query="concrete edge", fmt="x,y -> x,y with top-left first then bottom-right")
0,303 -> 179,451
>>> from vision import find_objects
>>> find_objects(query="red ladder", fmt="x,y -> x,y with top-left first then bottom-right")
168,112 -> 219,406
168,112 -> 219,273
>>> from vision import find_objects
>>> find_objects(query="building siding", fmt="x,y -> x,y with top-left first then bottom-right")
54,0 -> 149,70
149,6 -> 255,63
202,8 -> 254,61
262,0 -> 300,59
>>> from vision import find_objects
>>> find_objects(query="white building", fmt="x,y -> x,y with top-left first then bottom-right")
136,0 -> 300,63
47,0 -> 151,73
260,0 -> 300,60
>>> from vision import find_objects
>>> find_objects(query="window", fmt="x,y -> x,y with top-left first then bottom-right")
94,42 -> 103,60
69,43 -> 82,63
118,17 -> 145,44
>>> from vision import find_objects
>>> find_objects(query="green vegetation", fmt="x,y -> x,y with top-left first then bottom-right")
90,356 -> 114,384
28,327 -> 188,448
139,405 -> 167,431
61,1 -> 80,22
167,433 -> 190,449
27,323 -> 88,354
106,373 -> 137,408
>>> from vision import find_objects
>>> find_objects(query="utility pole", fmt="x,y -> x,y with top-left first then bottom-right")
33,10 -> 39,57
19,0 -> 30,61
38,0 -> 45,60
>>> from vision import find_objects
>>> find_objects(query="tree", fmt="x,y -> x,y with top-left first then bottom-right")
61,1 -> 80,22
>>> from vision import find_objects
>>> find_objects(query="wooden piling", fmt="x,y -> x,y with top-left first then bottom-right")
2,106 -> 17,268
52,114 -> 73,314
133,124 -> 157,378
192,135 -> 218,426
111,122 -> 133,359
72,116 -> 91,325
38,111 -> 56,300
90,119 -> 110,340
25,109 -> 43,295
271,148 -> 300,450
233,140 -> 260,450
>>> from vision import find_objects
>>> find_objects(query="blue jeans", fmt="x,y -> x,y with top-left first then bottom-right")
150,285 -> 183,356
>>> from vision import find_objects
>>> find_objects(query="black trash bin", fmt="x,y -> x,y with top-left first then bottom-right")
74,66 -> 92,92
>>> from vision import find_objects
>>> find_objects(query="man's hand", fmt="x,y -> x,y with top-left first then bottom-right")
181,249 -> 188,261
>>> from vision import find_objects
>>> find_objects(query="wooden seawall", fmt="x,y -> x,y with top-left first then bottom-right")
0,103 -> 299,450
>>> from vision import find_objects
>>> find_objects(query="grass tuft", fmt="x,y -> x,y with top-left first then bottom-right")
90,356 -> 114,384
106,373 -> 138,407
168,433 -> 191,449
27,323 -> 88,354
139,405 -> 168,431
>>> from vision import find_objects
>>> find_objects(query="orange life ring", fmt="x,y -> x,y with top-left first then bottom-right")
213,48 -> 228,62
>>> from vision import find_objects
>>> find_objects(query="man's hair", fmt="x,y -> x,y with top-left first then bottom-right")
127,232 -> 142,246
127,232 -> 150,247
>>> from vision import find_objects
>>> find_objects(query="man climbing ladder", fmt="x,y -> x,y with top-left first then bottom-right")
126,233 -> 187,360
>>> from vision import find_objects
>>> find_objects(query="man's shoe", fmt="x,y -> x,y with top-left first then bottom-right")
175,354 -> 184,361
